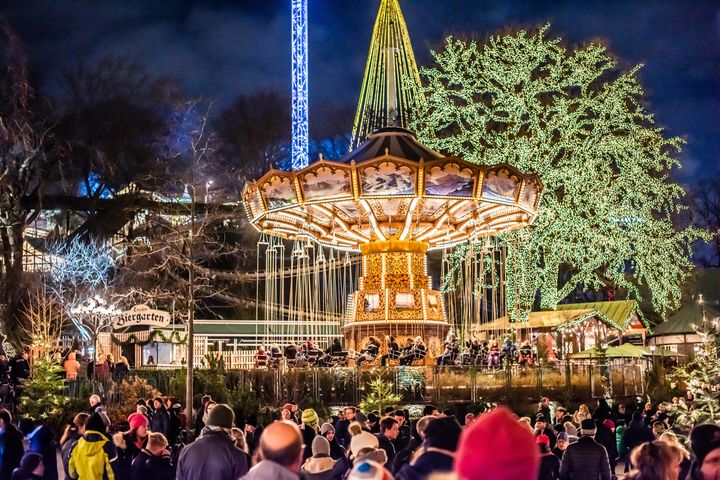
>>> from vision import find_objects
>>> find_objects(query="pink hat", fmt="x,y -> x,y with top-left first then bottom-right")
454,407 -> 540,480
128,413 -> 149,430
536,434 -> 550,446
603,419 -> 615,430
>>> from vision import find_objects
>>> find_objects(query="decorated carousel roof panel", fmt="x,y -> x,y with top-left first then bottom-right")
242,129 -> 543,251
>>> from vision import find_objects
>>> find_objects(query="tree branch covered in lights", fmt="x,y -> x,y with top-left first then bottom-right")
47,236 -> 117,342
413,25 -> 709,319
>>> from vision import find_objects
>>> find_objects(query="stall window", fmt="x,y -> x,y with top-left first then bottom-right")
142,342 -> 173,366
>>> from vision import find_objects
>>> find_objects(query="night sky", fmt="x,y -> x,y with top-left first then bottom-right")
3,0 -> 719,182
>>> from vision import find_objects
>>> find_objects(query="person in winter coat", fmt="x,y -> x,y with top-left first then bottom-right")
149,398 -> 169,438
621,411 -> 654,471
688,424 -> 720,480
176,404 -> 248,480
241,421 -> 303,480
64,353 -> 80,381
595,420 -> 618,470
25,423 -> 58,480
558,420 -> 611,480
10,452 -> 43,480
375,417 -> 399,469
114,413 -> 149,479
61,414 -> 89,480
68,412 -> 118,480
300,436 -> 334,480
130,433 -> 173,480
300,409 -> 320,461
537,435 -> 560,480
395,416 -> 461,480
0,409 -> 25,480
193,395 -> 212,438
319,423 -> 345,460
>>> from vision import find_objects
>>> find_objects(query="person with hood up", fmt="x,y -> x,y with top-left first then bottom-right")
61,413 -> 89,480
242,421 -> 303,480
113,413 -> 149,479
176,404 -> 248,480
395,415 -> 461,480
558,419 -> 611,480
149,397 -> 169,438
68,412 -> 118,480
301,409 -> 320,461
130,433 -> 173,480
319,423 -> 345,460
453,407 -> 540,480
300,436 -> 334,480
10,453 -> 43,480
537,434 -> 560,480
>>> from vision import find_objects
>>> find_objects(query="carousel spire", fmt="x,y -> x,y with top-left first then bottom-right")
350,0 -> 425,149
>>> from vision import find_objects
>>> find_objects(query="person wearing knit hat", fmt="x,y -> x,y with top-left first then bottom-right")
69,412 -> 118,480
319,422 -> 346,460
347,459 -> 392,480
537,434 -> 560,480
114,412 -> 150,478
176,403 -> 248,480
396,416 -> 461,479
553,432 -> 569,460
454,407 -> 539,480
300,408 -> 320,461
205,403 -> 235,429
688,424 -> 720,480
558,418 -> 611,480
564,421 -> 579,443
350,431 -> 380,458
300,436 -> 335,480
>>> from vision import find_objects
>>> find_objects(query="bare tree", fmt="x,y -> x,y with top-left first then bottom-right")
0,16 -> 54,330
689,178 -> 720,267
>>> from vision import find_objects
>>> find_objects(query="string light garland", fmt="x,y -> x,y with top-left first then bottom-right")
412,25 -> 709,321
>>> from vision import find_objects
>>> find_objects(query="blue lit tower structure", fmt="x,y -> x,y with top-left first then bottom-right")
291,0 -> 309,169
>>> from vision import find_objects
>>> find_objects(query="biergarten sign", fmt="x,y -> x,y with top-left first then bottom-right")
112,304 -> 171,330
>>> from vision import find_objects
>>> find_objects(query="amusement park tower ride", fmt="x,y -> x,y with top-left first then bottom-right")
244,0 -> 543,356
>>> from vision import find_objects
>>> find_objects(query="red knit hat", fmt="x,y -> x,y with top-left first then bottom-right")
128,413 -> 149,430
454,407 -> 540,480
536,434 -> 550,446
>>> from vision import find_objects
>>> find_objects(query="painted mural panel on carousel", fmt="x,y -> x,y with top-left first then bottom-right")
301,166 -> 352,200
482,170 -> 519,203
261,176 -> 298,210
425,163 -> 474,197
522,181 -> 539,208
360,162 -> 415,196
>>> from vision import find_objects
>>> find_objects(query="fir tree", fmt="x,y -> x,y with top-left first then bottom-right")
669,318 -> 720,428
359,376 -> 401,414
412,25 -> 708,320
20,356 -> 68,421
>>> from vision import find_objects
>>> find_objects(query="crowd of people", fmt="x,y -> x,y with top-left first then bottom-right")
0,386 -> 715,480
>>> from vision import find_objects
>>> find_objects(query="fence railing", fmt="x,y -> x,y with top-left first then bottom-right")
66,360 -> 648,407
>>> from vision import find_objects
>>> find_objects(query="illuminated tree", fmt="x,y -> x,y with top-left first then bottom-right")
412,25 -> 708,319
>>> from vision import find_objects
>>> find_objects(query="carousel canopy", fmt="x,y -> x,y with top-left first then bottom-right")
242,128 -> 543,252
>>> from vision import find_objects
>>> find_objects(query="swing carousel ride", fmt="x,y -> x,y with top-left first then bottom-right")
242,0 -> 543,356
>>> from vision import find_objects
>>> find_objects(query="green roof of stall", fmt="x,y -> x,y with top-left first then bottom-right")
652,303 -> 720,336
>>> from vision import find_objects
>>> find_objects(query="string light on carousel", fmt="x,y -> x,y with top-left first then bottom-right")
242,0 -> 544,360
